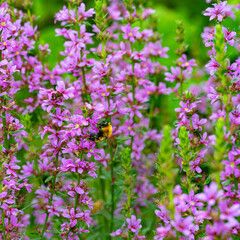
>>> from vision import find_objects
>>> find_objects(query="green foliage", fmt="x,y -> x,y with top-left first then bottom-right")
175,20 -> 188,56
155,125 -> 176,203
213,117 -> 226,162
214,24 -> 226,65
177,126 -> 191,173
94,0 -> 108,34
213,117 -> 227,186
121,147 -> 132,171
156,125 -> 173,171
120,147 -> 134,218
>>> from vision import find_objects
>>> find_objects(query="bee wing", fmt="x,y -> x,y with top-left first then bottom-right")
108,136 -> 117,148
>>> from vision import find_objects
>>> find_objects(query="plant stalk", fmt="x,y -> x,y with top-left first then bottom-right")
1,208 -> 6,240
41,153 -> 59,238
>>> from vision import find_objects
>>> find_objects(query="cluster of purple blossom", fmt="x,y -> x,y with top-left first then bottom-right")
154,1 -> 240,239
0,0 -> 240,239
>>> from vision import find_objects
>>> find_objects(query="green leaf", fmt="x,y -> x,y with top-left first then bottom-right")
44,176 -> 54,183
204,176 -> 211,185
222,179 -> 232,186
201,162 -> 211,167
99,175 -> 106,180
0,94 -> 12,100
9,128 -> 25,135
39,187 -> 49,191
116,136 -> 131,144
192,174 -> 202,179
21,202 -> 38,211
55,191 -> 69,198
46,230 -> 61,234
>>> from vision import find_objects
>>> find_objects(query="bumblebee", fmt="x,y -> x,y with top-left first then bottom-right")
89,121 -> 117,148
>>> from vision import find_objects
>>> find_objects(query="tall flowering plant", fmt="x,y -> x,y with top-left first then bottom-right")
0,0 -> 240,239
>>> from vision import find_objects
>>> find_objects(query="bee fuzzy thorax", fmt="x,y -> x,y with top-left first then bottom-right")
88,121 -> 116,148
101,122 -> 112,138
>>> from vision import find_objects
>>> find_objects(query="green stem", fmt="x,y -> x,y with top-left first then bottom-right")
149,96 -> 155,128
66,172 -> 80,240
179,70 -> 184,95
75,5 -> 80,36
2,111 -> 9,151
25,0 -> 33,25
80,50 -> 87,88
126,174 -> 131,219
74,173 -> 81,210
79,50 -> 88,104
186,173 -> 192,193
130,43 -> 136,106
130,43 -> 136,152
27,8 -> 33,25
102,40 -> 106,65
166,182 -> 175,218
225,110 -> 230,132
180,81 -> 183,95
1,208 -> 6,240
99,166 -> 105,201
110,150 -> 114,234
41,154 -> 59,238
99,166 -> 108,234
216,170 -> 221,188
81,66 -> 87,88
76,3 -> 87,102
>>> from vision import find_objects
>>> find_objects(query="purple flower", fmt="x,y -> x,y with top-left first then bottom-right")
190,157 -> 202,174
155,205 -> 171,224
177,54 -> 197,71
229,110 -> 240,125
164,67 -> 190,83
209,110 -> 226,123
191,113 -> 207,131
207,87 -> 219,104
110,223 -> 126,236
184,190 -> 204,214
65,114 -> 88,137
222,151 -> 240,177
171,213 -> 194,236
56,81 -> 74,100
43,65 -> 63,85
47,204 -> 60,217
121,23 -> 140,43
197,182 -> 224,206
201,26 -> 215,47
205,58 -> 220,75
126,215 -> 142,233
176,115 -> 190,130
76,3 -> 95,21
49,107 -> 70,127
218,200 -> 240,226
142,8 -> 155,19
223,27 -> 236,46
145,41 -> 169,58
203,1 -> 231,22
62,208 -> 84,227
92,61 -> 110,79
55,5 -> 70,24
154,225 -> 172,240
175,100 -> 199,118
0,10 -> 16,32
